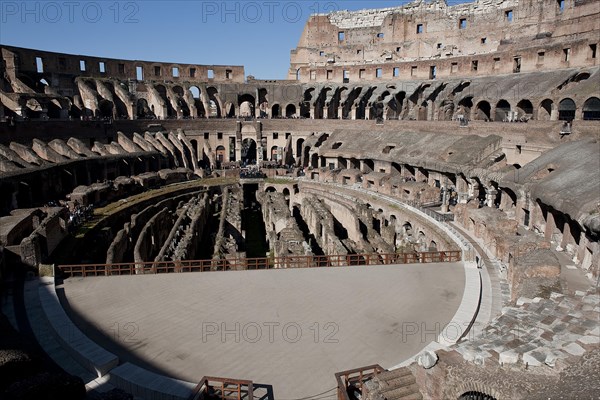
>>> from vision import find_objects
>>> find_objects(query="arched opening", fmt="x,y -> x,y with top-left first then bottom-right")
285,104 -> 296,118
105,82 -> 129,119
238,94 -> 255,118
459,391 -> 497,400
215,145 -> 226,165
538,99 -> 553,121
270,145 -> 279,161
189,86 -> 205,117
516,99 -> 533,120
386,91 -> 406,120
301,89 -> 314,118
241,138 -> 257,165
310,153 -> 319,168
313,87 -> 330,119
356,87 -> 376,120
495,99 -> 511,121
173,85 -> 190,117
155,84 -> 176,118
475,101 -> 491,121
283,188 -> 291,206
296,138 -> 304,158
190,139 -> 199,161
457,96 -> 473,119
137,98 -> 155,119
429,240 -> 437,251
258,88 -> 269,118
558,98 -> 576,121
271,104 -> 280,118
582,97 -> 600,120
342,87 -> 362,119
98,99 -> 113,118
46,100 -> 62,119
222,102 -> 234,118
206,87 -> 221,117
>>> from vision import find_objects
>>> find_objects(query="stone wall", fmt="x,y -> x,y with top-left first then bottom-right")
19,207 -> 68,267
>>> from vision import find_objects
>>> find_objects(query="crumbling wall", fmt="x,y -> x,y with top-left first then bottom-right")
106,192 -> 201,264
19,208 -> 68,267
508,248 -> 561,301
213,186 -> 244,262
133,208 -> 175,267
156,192 -> 210,262
300,195 -> 348,257
258,191 -> 308,260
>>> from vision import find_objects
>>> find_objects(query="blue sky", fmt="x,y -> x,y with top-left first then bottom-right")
1,1 -> 466,79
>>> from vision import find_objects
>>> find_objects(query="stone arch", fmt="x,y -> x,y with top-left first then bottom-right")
387,91 -> 406,120
172,85 -> 190,117
516,99 -> 533,120
215,145 -> 226,164
189,85 -> 205,117
206,87 -> 222,117
582,96 -> 600,120
558,98 -> 576,121
265,186 -> 276,193
494,99 -> 511,121
239,94 -> 255,117
296,138 -> 304,158
241,138 -> 257,165
98,99 -> 113,118
457,96 -> 474,119
452,382 -> 500,400
342,87 -> 362,119
313,87 -> 331,119
224,102 -> 235,118
538,99 -> 554,121
137,98 -> 155,119
270,145 -> 279,161
356,87 -> 376,120
190,139 -> 199,162
301,88 -> 314,118
310,153 -> 319,168
474,100 -> 491,121
155,84 -> 176,118
271,104 -> 281,118
285,104 -> 297,117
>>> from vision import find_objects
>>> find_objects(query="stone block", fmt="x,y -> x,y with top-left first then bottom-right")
562,342 -> 585,356
499,350 -> 519,364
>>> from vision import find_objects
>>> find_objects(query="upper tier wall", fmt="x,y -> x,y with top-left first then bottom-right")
289,0 -> 600,81
1,46 -> 245,83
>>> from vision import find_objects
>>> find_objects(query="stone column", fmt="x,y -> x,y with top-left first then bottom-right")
486,188 -> 497,208
468,179 -> 481,205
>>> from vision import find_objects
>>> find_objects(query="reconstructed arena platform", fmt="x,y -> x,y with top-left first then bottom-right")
60,263 -> 465,398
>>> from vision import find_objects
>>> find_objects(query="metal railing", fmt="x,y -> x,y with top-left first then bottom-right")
335,364 -> 384,400
57,250 -> 462,278
189,376 -> 254,400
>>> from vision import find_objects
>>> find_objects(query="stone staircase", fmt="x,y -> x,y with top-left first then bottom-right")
370,367 -> 422,400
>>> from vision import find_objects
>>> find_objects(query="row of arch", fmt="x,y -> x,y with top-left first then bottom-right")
460,97 -> 600,121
